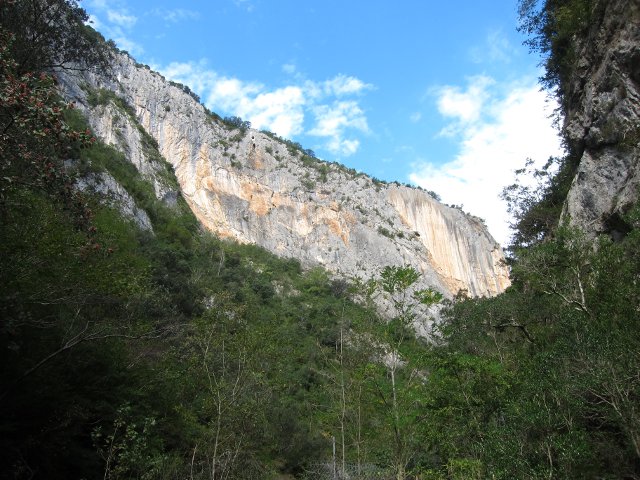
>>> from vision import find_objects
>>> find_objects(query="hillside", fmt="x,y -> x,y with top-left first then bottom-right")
59,51 -> 509,299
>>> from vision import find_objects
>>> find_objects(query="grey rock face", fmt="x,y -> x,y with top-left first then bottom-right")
76,171 -> 153,232
562,0 -> 640,236
60,52 -> 510,298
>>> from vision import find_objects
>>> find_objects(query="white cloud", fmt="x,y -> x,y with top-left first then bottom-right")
219,84 -> 306,137
410,112 -> 422,123
87,2 -> 143,56
92,20 -> 143,55
162,60 -> 219,97
282,63 -> 297,75
471,29 -> 518,64
434,75 -> 493,127
409,79 -> 564,247
309,101 -> 368,137
162,61 -> 305,138
308,101 -> 369,156
87,13 -> 101,28
159,61 -> 371,153
233,0 -> 255,12
152,8 -> 200,23
106,9 -> 137,28
88,0 -> 107,9
323,75 -> 373,96
328,138 -> 360,156
112,33 -> 144,56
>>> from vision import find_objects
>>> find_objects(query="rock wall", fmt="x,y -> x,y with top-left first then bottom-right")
60,52 -> 510,298
562,0 -> 640,236
76,171 -> 153,232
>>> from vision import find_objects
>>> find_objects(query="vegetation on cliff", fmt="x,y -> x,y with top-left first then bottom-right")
1,0 -> 638,479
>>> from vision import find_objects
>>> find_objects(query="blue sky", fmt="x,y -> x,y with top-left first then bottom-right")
84,0 -> 564,245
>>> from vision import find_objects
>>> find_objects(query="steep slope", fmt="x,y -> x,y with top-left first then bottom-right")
561,0 -> 640,236
61,52 -> 510,297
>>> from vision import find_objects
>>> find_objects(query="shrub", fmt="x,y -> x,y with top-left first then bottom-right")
377,226 -> 394,238
223,115 -> 251,131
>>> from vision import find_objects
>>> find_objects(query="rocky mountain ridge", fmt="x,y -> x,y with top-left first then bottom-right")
60,51 -> 510,298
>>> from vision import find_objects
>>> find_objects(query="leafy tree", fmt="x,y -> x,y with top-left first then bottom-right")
429,209 -> 640,478
361,266 -> 442,479
517,0 -> 598,112
223,115 -> 251,131
0,30 -> 94,216
501,156 -> 579,250
0,0 -> 111,74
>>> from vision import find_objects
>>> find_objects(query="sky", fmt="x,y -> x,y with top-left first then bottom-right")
83,0 -> 564,246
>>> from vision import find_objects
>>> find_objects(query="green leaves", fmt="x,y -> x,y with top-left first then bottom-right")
0,0 -> 112,75
518,0 -> 596,109
380,265 -> 420,294
92,404 -> 164,480
413,288 -> 443,307
430,211 -> 640,478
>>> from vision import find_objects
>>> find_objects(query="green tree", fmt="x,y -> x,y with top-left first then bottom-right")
517,0 -> 597,111
0,0 -> 111,74
361,266 -> 442,479
223,115 -> 251,131
0,30 -> 94,214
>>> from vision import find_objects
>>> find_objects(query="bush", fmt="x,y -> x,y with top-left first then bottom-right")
377,226 -> 394,238
223,115 -> 251,131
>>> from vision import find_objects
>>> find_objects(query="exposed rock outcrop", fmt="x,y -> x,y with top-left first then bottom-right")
76,171 -> 153,232
60,52 -> 510,298
561,0 -> 640,236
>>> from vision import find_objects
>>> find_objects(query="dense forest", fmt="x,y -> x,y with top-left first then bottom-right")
1,1 -> 638,479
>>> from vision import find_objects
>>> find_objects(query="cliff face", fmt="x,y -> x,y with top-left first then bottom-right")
561,0 -> 640,236
61,52 -> 510,298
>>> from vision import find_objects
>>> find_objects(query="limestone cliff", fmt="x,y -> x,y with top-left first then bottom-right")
561,0 -> 640,236
60,52 -> 510,298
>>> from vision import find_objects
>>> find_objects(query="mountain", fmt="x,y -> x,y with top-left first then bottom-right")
60,50 -> 510,299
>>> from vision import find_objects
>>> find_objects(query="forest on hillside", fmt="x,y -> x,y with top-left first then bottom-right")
1,1 -> 638,479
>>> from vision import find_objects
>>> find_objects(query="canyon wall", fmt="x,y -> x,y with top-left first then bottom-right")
61,52 -> 510,297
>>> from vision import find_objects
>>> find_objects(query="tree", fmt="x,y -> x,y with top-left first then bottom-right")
223,115 -> 251,131
363,266 -> 442,479
170,293 -> 269,480
0,0 -> 111,75
430,211 -> 640,478
517,0 -> 597,111
0,29 -> 93,214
